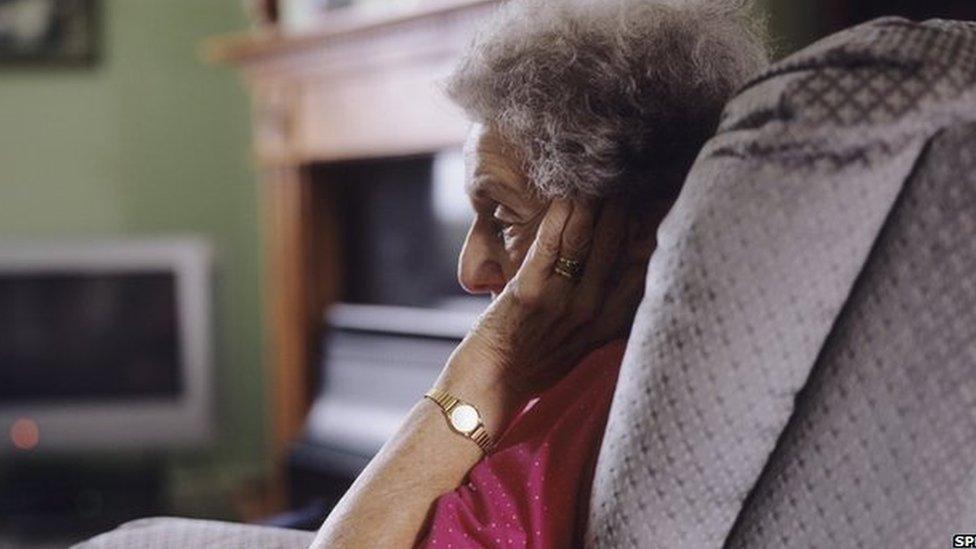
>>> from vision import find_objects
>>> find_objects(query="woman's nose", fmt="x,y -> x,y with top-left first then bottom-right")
458,221 -> 507,295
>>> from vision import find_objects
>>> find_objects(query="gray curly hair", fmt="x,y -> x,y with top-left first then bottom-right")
446,0 -> 769,200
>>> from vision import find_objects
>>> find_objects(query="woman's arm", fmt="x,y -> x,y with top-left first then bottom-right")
309,199 -> 641,548
307,350 -> 517,548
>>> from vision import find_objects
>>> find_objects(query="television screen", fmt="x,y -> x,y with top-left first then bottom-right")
0,271 -> 182,403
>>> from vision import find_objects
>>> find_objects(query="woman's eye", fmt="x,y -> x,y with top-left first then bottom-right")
492,217 -> 513,237
492,205 -> 520,226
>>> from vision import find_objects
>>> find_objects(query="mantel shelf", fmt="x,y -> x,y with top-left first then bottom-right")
205,0 -> 494,65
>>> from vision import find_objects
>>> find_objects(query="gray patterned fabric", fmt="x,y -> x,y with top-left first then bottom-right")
587,17 -> 976,548
726,119 -> 976,548
72,517 -> 314,549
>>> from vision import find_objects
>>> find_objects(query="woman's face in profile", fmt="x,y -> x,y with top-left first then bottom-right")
458,125 -> 547,298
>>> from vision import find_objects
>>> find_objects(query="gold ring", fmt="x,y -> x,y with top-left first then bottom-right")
554,257 -> 584,281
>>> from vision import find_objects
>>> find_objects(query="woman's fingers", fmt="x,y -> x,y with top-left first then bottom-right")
572,197 -> 628,321
515,199 -> 573,303
558,197 -> 597,262
548,198 -> 597,297
515,198 -> 598,307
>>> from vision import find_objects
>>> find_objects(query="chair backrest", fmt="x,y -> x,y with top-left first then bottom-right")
587,17 -> 976,548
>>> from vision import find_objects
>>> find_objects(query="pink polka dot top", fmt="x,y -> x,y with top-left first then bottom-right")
416,339 -> 626,549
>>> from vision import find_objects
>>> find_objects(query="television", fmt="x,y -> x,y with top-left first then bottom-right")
0,238 -> 214,455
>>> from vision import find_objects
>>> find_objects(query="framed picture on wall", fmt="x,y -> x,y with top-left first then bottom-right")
0,0 -> 98,66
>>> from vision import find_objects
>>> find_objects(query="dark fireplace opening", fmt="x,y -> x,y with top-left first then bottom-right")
314,152 -> 484,312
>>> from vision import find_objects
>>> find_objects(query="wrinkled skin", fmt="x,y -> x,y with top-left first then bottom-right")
445,124 -> 670,401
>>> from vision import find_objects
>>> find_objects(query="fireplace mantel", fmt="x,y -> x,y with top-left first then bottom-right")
208,0 -> 497,165
207,0 -> 499,512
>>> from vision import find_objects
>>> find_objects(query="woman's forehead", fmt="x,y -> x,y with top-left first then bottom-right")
464,126 -> 528,197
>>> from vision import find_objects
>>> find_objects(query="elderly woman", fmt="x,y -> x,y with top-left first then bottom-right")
312,0 -> 767,547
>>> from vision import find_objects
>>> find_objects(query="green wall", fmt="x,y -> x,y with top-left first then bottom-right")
0,1 -> 266,516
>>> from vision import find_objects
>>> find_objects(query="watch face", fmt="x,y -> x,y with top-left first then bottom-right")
449,404 -> 480,434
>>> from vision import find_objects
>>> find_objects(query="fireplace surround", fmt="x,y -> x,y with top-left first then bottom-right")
208,0 -> 499,512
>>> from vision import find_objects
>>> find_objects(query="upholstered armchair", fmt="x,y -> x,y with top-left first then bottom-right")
78,17 -> 976,549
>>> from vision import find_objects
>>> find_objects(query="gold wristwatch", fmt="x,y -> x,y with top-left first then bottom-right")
424,388 -> 495,454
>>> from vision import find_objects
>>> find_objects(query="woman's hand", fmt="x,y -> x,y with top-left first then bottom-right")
436,198 -> 647,432
311,198 -> 649,549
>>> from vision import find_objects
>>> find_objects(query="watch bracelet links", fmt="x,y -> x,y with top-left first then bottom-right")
424,388 -> 495,454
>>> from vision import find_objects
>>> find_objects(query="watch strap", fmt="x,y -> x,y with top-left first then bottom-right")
424,388 -> 495,454
425,387 -> 460,411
